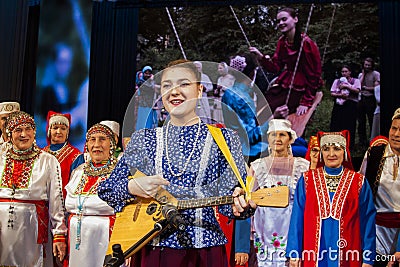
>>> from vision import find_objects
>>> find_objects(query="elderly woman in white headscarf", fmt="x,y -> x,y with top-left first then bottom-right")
64,123 -> 117,267
248,119 -> 309,266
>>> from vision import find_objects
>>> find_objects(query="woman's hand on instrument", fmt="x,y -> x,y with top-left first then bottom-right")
249,47 -> 264,59
128,175 -> 170,198
235,252 -> 249,266
232,187 -> 257,217
296,105 -> 308,116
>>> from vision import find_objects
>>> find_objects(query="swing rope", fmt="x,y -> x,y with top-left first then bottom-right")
229,5 -> 252,47
229,5 -> 271,84
321,3 -> 337,65
166,7 -> 187,60
286,4 -> 315,106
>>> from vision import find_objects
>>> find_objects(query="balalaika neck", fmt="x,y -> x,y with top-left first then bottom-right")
177,196 -> 234,210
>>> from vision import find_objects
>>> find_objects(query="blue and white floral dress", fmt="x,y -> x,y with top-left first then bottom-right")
98,121 -> 246,249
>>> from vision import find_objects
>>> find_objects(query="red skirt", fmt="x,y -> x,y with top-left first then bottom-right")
265,85 -> 304,114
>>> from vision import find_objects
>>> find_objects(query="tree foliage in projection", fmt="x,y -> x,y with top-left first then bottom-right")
136,3 -> 379,84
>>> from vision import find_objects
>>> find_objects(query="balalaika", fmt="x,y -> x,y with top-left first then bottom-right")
106,170 -> 289,257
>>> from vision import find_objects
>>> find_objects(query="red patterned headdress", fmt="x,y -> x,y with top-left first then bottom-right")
305,135 -> 319,162
85,123 -> 116,154
5,111 -> 35,138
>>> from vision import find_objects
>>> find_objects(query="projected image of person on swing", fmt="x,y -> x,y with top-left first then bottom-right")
249,7 -> 323,117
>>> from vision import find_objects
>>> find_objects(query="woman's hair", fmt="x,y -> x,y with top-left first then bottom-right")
364,57 -> 375,68
164,59 -> 201,84
277,7 -> 302,51
341,65 -> 352,74
241,54 -> 257,78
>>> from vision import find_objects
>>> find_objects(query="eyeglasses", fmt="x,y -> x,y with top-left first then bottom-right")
311,148 -> 320,153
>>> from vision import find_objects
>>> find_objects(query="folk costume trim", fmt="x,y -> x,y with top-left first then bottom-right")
310,167 -> 357,220
310,168 -> 330,219
304,168 -> 364,267
73,160 -> 116,249
2,147 -> 41,189
83,158 -> 117,177
153,123 -> 214,248
331,168 -> 357,219
44,142 -> 68,159
8,144 -> 41,161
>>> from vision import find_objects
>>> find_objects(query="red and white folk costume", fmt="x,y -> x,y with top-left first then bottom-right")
43,111 -> 81,199
286,131 -> 376,267
0,111 -> 66,267
64,123 -> 117,267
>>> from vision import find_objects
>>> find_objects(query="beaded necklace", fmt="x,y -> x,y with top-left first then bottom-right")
324,167 -> 344,192
75,157 -> 116,249
83,157 -> 117,177
165,118 -> 202,177
8,144 -> 41,161
45,142 -> 68,158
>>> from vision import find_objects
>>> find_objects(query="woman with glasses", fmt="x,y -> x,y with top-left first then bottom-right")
305,135 -> 319,170
329,65 -> 361,151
